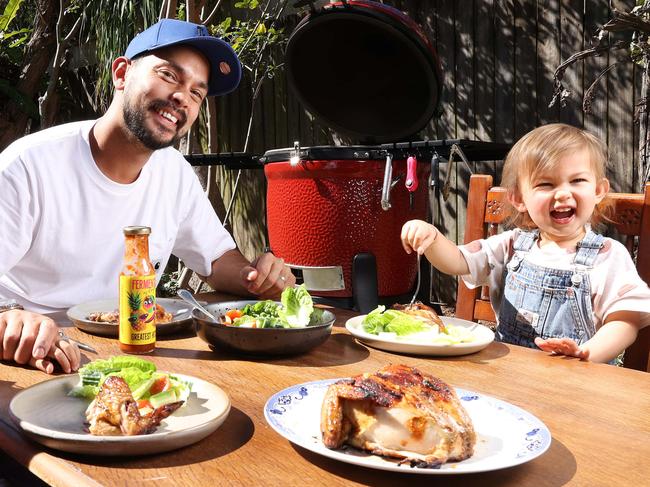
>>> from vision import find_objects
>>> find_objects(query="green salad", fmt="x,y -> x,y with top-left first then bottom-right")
68,356 -> 191,411
361,305 -> 475,345
223,284 -> 324,329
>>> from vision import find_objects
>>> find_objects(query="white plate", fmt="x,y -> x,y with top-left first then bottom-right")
67,298 -> 197,337
264,379 -> 550,474
9,373 -> 230,456
345,315 -> 494,356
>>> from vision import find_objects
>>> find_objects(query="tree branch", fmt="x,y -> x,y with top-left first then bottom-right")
583,62 -> 620,114
549,40 -> 627,108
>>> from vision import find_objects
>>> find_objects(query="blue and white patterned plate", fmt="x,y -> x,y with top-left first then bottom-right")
264,379 -> 551,474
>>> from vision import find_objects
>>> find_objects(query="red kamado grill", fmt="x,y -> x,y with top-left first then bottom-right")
186,1 -> 510,312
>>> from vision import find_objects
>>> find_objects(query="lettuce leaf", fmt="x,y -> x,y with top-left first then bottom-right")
68,356 -> 157,399
385,315 -> 430,335
279,284 -> 313,328
362,306 -> 431,336
77,356 -> 156,375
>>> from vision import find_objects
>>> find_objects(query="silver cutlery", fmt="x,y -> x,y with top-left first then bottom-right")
58,331 -> 97,354
409,253 -> 421,306
177,289 -> 217,321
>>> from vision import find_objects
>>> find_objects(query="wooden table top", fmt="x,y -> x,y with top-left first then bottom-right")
0,294 -> 649,487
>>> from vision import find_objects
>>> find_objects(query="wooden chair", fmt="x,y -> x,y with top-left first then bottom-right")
455,174 -> 650,372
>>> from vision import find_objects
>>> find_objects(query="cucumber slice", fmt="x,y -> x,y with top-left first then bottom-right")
149,389 -> 177,408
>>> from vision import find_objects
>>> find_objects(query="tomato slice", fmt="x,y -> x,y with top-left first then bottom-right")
137,399 -> 151,409
149,376 -> 170,395
225,309 -> 243,320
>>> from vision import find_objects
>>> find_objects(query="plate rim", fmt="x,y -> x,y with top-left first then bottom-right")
67,297 -> 195,337
345,315 -> 495,355
9,372 -> 231,446
264,378 -> 551,475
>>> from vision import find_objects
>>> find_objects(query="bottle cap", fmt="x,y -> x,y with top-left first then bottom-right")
123,226 -> 151,235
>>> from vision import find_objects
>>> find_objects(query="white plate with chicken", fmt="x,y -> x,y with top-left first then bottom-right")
9,373 -> 230,456
345,313 -> 495,356
264,366 -> 551,474
67,298 -> 196,337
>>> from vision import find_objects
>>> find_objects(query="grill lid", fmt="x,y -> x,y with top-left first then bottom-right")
285,1 -> 443,144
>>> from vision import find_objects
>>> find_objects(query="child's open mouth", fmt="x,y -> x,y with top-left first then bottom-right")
550,208 -> 575,223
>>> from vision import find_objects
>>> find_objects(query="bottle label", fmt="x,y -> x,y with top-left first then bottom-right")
119,275 -> 156,345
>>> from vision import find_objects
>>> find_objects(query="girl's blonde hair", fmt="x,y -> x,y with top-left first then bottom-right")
501,123 -> 611,229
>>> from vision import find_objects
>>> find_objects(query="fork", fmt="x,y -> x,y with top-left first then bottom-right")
58,331 -> 97,354
409,253 -> 421,306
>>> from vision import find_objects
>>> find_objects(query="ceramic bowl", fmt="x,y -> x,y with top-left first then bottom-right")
193,301 -> 335,356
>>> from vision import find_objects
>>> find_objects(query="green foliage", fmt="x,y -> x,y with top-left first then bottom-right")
235,0 -> 260,8
0,0 -> 25,31
210,3 -> 287,80
0,0 -> 31,64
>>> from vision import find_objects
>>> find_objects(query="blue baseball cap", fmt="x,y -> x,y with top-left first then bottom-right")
125,19 -> 241,96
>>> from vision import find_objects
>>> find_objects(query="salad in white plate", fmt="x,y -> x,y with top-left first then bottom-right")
362,305 -> 475,345
69,356 -> 191,416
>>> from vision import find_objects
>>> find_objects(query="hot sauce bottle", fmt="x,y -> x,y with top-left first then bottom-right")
119,226 -> 156,354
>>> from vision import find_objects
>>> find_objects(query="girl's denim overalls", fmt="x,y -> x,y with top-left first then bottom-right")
496,229 -> 604,348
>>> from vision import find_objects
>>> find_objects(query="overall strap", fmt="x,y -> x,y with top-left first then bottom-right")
573,229 -> 605,267
512,230 -> 539,252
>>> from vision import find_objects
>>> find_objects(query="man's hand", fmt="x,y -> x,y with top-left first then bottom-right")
534,336 -> 590,361
241,252 -> 296,299
0,309 -> 81,373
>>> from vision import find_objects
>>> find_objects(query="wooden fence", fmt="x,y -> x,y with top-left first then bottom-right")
208,0 -> 640,303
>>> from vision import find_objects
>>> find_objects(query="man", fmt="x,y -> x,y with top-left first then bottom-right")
0,19 -> 295,374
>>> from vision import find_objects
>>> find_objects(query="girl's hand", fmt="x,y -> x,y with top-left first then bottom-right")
534,337 -> 590,360
401,220 -> 439,255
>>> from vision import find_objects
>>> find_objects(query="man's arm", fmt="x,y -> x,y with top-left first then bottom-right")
201,249 -> 296,299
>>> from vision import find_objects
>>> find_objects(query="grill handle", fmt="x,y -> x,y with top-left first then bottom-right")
380,153 -> 394,211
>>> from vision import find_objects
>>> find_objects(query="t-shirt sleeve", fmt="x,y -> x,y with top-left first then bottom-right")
171,165 -> 236,276
591,239 -> 650,328
458,230 -> 515,289
0,152 -> 34,277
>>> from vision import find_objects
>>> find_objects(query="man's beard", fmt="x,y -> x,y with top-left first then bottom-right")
123,98 -> 187,151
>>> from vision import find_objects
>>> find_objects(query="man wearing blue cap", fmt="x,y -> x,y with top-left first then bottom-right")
0,19 -> 296,374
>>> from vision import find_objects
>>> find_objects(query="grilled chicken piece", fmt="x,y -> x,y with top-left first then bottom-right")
86,376 -> 183,436
154,304 -> 173,324
392,301 -> 447,333
87,310 -> 119,323
321,364 -> 476,468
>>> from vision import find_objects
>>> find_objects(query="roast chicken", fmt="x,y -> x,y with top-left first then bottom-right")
392,301 -> 447,333
86,376 -> 183,436
321,364 -> 476,468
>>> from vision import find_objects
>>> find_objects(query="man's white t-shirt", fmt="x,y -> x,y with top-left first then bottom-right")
458,229 -> 650,329
0,120 -> 236,312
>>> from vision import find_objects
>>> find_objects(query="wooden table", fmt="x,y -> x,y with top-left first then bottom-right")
0,296 -> 649,486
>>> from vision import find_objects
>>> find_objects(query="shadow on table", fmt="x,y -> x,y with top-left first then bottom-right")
62,406 -> 253,469
338,338 -> 511,367
290,436 -> 576,486
183,333 -> 371,367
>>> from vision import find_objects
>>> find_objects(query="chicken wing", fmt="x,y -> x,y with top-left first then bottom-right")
86,376 -> 183,436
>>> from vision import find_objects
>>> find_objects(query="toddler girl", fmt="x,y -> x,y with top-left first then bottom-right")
401,124 -> 650,363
